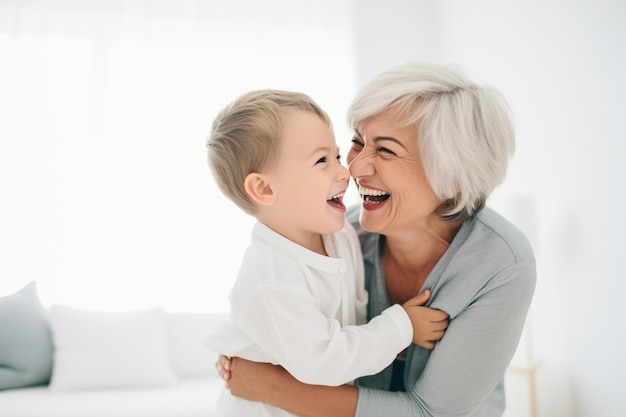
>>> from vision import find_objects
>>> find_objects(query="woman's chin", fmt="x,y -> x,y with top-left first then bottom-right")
358,211 -> 386,234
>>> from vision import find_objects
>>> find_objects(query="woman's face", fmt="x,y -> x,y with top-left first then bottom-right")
346,112 -> 441,235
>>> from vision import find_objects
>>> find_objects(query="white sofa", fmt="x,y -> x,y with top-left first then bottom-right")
0,284 -> 228,417
0,376 -> 225,417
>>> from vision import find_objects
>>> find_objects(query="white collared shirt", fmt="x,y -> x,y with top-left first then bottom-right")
206,221 -> 412,387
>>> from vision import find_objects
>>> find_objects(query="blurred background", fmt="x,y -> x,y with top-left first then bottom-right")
1,1 -> 624,416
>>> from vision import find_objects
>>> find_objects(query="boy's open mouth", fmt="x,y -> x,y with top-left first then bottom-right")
327,192 -> 345,209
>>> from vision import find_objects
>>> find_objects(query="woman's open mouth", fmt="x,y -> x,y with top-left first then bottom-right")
359,186 -> 390,204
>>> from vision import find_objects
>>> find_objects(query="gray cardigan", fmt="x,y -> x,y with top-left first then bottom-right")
348,206 -> 536,417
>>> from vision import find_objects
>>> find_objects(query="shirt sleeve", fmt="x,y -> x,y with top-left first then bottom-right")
355,263 -> 536,416
238,284 -> 413,387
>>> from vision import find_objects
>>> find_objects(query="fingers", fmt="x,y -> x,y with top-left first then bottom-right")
215,355 -> 232,382
418,331 -> 448,350
425,309 -> 449,322
404,289 -> 431,307
428,324 -> 448,335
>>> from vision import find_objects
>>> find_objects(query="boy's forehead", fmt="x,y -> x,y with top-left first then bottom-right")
278,110 -> 337,153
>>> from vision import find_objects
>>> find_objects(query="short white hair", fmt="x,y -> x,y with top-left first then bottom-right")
347,62 -> 515,220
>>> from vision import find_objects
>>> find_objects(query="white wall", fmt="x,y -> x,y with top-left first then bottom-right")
0,0 -> 358,313
353,1 -> 626,416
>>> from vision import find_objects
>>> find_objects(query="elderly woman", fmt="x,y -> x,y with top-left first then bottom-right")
218,62 -> 536,417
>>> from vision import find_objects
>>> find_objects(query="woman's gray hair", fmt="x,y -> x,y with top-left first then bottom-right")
347,62 -> 515,221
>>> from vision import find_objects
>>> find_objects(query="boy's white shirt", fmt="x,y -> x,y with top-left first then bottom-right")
205,221 -> 412,416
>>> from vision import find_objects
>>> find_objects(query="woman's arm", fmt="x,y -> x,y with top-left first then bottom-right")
222,263 -> 535,417
355,264 -> 536,416
228,357 -> 358,417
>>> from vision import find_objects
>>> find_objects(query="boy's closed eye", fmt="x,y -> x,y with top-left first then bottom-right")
315,153 -> 342,165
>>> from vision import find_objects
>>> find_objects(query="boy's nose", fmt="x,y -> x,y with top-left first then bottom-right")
337,164 -> 350,181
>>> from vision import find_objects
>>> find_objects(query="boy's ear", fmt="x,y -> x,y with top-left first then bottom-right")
244,172 -> 276,205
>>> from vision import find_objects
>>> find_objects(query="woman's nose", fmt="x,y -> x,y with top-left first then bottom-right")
348,149 -> 374,178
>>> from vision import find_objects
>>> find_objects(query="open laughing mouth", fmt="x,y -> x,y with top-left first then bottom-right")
327,192 -> 346,209
359,186 -> 390,204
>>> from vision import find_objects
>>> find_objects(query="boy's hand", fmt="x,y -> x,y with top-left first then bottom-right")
402,290 -> 449,350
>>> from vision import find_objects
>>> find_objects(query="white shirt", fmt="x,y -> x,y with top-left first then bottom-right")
205,221 -> 412,417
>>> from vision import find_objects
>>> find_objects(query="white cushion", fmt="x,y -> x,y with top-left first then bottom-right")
48,306 -> 177,391
165,313 -> 226,377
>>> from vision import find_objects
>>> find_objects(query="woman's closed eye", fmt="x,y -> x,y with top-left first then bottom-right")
378,146 -> 396,156
350,138 -> 364,151
351,138 -> 396,157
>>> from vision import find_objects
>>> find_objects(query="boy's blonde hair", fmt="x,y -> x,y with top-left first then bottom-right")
207,89 -> 331,215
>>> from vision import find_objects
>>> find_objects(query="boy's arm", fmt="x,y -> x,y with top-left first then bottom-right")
401,290 -> 449,349
238,285 -> 413,386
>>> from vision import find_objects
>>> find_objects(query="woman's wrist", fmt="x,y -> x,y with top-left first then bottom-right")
261,364 -> 290,405
229,357 -> 358,417
271,374 -> 358,417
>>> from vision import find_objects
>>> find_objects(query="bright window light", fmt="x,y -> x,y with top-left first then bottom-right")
0,2 -> 357,313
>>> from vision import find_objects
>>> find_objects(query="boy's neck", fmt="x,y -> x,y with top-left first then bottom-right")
257,216 -> 327,256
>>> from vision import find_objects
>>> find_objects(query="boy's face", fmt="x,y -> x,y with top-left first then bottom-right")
264,110 -> 349,244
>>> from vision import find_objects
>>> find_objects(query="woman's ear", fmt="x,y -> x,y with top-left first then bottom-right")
244,172 -> 276,206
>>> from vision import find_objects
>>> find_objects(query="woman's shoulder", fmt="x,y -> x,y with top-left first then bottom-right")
445,206 -> 536,284
447,206 -> 536,290
470,207 -> 535,265
434,207 -> 536,318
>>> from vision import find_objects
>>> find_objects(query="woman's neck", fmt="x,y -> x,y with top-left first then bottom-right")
382,218 -> 462,304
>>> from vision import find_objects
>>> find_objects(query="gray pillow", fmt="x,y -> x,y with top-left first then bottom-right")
0,282 -> 53,390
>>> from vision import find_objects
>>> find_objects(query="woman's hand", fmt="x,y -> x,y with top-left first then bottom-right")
216,355 -> 358,417
230,357 -> 287,402
215,355 -> 284,402
215,355 -> 232,386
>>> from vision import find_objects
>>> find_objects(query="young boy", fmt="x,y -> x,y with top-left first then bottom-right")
205,89 -> 448,417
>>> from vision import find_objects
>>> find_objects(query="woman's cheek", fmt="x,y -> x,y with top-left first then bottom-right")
346,148 -> 359,168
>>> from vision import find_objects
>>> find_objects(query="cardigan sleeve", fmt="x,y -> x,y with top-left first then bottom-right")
356,262 -> 536,416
